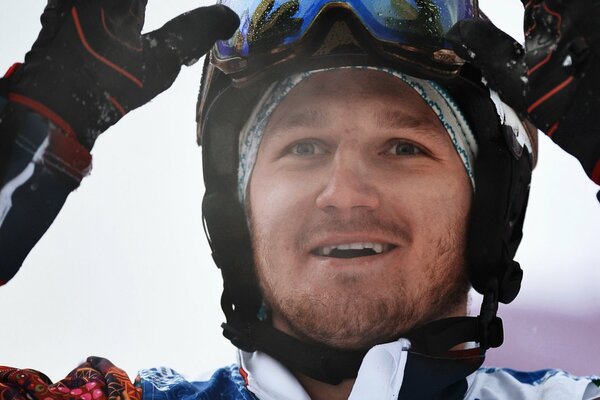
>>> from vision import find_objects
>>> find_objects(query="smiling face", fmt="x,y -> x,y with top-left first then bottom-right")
248,69 -> 472,350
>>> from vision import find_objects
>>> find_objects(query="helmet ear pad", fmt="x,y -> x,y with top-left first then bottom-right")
444,69 -> 532,304
201,80 -> 268,347
467,122 -> 530,304
202,191 -> 263,350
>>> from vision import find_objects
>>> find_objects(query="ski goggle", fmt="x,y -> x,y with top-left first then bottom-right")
214,0 -> 478,75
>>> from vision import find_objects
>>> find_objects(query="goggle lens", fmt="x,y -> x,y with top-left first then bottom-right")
216,0 -> 477,60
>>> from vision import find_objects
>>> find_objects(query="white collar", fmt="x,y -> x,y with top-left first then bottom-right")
238,338 -> 411,400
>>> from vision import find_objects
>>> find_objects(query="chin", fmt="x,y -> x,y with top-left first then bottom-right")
267,276 -> 470,350
269,290 -> 417,350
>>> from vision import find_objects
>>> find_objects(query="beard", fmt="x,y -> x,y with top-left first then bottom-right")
250,211 -> 471,350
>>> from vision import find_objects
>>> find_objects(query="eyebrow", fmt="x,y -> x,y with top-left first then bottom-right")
373,109 -> 437,130
270,108 -> 329,131
373,109 -> 450,144
268,107 -> 447,140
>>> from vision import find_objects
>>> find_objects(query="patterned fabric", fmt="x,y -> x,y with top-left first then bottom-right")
0,359 -> 255,400
236,66 -> 478,203
136,364 -> 600,400
0,357 -> 141,400
2,358 -> 598,400
137,365 -> 256,400
466,368 -> 600,400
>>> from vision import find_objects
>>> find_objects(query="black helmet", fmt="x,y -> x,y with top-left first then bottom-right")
198,0 -> 537,385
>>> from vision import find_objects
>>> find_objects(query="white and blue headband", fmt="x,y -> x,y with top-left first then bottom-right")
237,66 -> 479,203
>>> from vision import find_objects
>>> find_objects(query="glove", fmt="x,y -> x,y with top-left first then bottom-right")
447,0 -> 600,186
5,0 -> 239,150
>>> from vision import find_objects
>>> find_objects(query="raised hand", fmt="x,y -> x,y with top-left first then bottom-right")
5,0 -> 239,149
447,0 -> 600,185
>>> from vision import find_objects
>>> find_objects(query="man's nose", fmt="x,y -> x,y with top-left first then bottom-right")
315,152 -> 380,213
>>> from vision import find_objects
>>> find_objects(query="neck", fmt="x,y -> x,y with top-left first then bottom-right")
296,374 -> 355,400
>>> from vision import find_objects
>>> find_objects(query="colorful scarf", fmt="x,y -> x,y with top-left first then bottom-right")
0,357 -> 141,400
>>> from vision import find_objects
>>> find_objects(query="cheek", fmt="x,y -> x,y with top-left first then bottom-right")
249,165 -> 319,271
390,171 -> 471,243
250,172 -> 310,232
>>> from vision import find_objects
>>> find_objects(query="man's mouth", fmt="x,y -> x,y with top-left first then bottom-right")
311,242 -> 397,259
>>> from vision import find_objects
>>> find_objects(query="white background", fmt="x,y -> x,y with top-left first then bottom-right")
1,0 -> 599,382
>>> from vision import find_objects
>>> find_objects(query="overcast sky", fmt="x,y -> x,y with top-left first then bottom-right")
1,0 -> 599,382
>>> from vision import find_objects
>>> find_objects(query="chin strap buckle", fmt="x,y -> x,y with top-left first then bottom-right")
478,283 -> 504,350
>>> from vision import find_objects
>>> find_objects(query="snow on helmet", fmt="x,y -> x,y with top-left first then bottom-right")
197,0 -> 538,384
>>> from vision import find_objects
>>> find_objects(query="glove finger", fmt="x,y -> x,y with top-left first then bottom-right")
129,0 -> 148,29
144,4 -> 240,67
102,0 -> 148,16
447,19 -> 528,113
101,0 -> 147,38
28,0 -> 74,53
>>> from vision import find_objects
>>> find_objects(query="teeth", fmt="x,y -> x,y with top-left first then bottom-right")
316,242 -> 391,256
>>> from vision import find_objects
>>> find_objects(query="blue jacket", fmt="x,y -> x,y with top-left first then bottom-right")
136,363 -> 600,400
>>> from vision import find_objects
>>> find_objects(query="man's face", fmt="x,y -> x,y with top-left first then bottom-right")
248,69 -> 472,350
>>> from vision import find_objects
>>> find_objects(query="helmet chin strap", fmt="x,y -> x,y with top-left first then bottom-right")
221,288 -> 502,386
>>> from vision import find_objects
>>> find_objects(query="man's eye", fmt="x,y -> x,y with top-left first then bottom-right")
387,141 -> 422,156
289,141 -> 324,156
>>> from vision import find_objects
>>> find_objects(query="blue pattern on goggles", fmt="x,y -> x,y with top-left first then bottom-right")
215,0 -> 477,60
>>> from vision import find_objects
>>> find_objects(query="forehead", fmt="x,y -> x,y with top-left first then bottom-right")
264,69 -> 442,133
